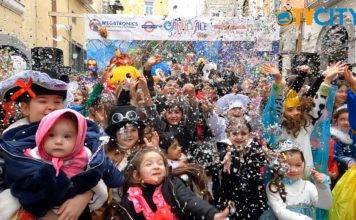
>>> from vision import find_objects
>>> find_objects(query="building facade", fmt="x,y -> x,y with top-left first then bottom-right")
104,0 -> 168,16
0,0 -> 103,73
202,0 -> 278,17
279,0 -> 356,74
167,0 -> 204,17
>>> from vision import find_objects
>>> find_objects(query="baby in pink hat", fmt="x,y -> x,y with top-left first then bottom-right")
25,108 -> 90,177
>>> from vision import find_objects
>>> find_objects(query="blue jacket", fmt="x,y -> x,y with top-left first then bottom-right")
347,89 -> 356,144
330,127 -> 354,173
0,120 -> 123,217
334,89 -> 356,169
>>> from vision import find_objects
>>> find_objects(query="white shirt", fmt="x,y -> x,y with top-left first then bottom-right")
266,179 -> 332,220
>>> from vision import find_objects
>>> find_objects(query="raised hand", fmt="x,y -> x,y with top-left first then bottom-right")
323,61 -> 348,85
100,68 -> 110,84
143,131 -> 160,148
343,67 -> 356,91
144,54 -> 162,70
221,151 -> 232,174
213,207 -> 230,220
310,168 -> 324,184
201,97 -> 215,114
296,65 -> 311,74
261,64 -> 282,84
137,76 -> 153,106
182,83 -> 196,104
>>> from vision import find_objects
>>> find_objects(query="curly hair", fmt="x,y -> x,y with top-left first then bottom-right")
282,96 -> 313,138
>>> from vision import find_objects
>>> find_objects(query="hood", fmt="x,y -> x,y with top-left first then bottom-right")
36,109 -> 87,160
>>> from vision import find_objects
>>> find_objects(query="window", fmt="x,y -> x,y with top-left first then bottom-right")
322,25 -> 349,62
70,43 -> 85,72
71,11 -> 77,24
212,12 -> 220,17
242,0 -> 249,17
145,1 -> 154,15
210,9 -> 220,17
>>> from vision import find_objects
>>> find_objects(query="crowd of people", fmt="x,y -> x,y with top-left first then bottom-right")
0,51 -> 355,220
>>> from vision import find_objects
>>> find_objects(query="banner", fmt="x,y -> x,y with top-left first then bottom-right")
85,14 -> 279,42
85,14 -> 280,76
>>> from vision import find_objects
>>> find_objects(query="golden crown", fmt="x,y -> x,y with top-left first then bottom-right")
284,89 -> 301,108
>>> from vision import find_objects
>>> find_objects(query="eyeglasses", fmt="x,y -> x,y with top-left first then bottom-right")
111,111 -> 139,123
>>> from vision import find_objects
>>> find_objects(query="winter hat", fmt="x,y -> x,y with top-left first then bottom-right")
0,70 -> 67,102
34,109 -> 88,177
105,105 -> 144,137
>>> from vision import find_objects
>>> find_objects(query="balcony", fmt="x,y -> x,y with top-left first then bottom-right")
79,0 -> 96,13
80,0 -> 93,4
306,0 -> 341,8
0,0 -> 25,15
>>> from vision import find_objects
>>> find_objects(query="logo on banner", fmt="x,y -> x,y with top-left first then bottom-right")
212,23 -> 247,31
141,21 -> 161,32
101,20 -> 138,29
163,18 -> 208,37
89,19 -> 102,31
277,7 -> 356,26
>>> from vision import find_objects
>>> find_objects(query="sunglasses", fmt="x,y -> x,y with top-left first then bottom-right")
111,111 -> 139,123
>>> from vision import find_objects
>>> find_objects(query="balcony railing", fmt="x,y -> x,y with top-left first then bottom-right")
79,0 -> 96,13
80,0 -> 93,4
306,0 -> 341,8
0,0 -> 25,15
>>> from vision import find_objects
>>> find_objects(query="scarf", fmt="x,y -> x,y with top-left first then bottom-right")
127,185 -> 176,220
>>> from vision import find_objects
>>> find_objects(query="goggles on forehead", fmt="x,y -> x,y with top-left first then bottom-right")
111,110 -> 139,123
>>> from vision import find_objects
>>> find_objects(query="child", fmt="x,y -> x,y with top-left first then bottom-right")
260,139 -> 332,220
0,70 -> 68,133
328,68 -> 356,220
145,98 -> 198,152
0,70 -> 68,195
105,105 -> 147,171
119,148 -> 229,220
334,81 -> 348,111
330,105 -> 354,179
68,83 -> 88,116
331,67 -> 356,175
1,109 -> 123,218
0,70 -> 123,219
215,118 -> 267,219
204,93 -> 250,142
159,132 -> 187,169
105,105 -> 160,204
261,62 -> 346,173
